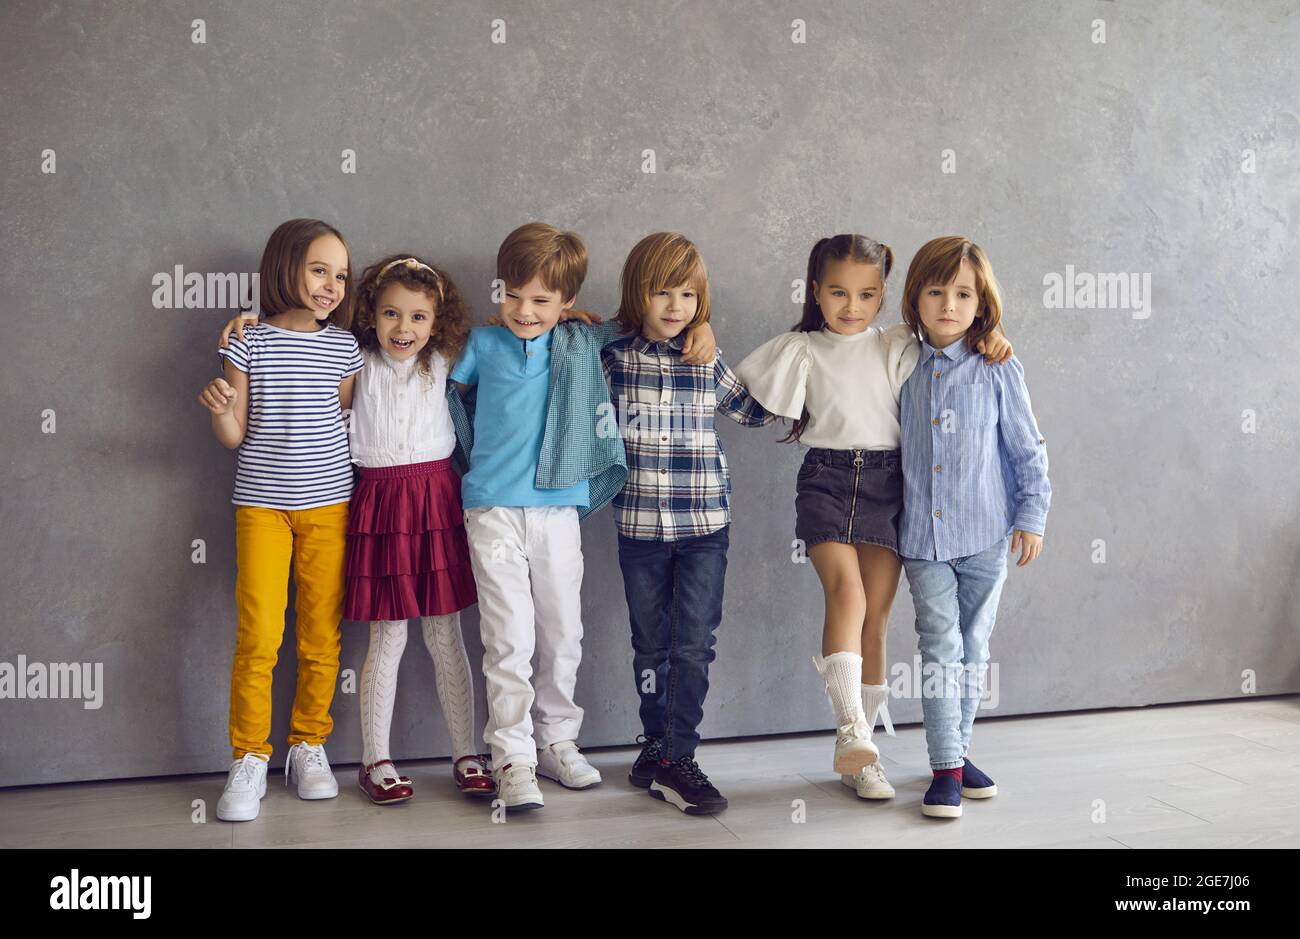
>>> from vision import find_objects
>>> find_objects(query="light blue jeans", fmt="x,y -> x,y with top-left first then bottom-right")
902,536 -> 1009,769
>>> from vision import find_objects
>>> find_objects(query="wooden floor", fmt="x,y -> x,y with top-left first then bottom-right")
5,697 -> 1300,849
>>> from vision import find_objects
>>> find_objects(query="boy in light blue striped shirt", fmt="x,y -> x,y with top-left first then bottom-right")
897,237 -> 1051,819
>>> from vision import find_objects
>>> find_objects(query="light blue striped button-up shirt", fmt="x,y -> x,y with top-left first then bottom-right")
898,338 -> 1051,561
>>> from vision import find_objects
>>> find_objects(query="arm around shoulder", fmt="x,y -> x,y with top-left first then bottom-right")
733,331 -> 811,420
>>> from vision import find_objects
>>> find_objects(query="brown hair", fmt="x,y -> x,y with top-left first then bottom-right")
496,222 -> 588,304
352,254 -> 471,379
614,232 -> 711,334
257,218 -> 355,329
780,233 -> 895,444
900,236 -> 1003,352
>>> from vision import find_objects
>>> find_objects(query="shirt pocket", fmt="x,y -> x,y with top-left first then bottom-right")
947,383 -> 996,434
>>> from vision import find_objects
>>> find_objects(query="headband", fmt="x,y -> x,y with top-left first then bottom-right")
376,257 -> 440,281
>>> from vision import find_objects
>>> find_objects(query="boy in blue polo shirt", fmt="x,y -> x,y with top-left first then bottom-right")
449,223 -> 714,811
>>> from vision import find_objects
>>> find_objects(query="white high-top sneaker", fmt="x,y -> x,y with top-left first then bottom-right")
495,762 -> 545,811
537,740 -> 602,789
285,742 -> 339,800
813,653 -> 879,774
217,753 -> 269,822
832,717 -> 880,774
841,682 -> 895,796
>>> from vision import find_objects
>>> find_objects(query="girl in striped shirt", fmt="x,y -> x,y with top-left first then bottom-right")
198,218 -> 363,822
213,251 -> 493,809
736,234 -> 1013,802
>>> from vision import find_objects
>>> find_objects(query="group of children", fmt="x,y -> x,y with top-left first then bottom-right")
196,218 -> 1050,822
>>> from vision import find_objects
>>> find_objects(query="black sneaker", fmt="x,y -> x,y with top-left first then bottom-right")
649,756 -> 728,815
628,735 -> 662,788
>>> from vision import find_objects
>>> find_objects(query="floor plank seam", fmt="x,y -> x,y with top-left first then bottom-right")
1148,795 -> 1212,825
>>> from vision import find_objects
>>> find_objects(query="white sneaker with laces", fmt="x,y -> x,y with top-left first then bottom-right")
832,717 -> 880,774
841,761 -> 895,799
285,742 -> 339,800
217,753 -> 269,822
536,740 -> 602,789
495,762 -> 545,811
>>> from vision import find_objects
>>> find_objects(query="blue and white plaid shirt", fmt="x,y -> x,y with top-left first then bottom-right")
602,331 -> 774,541
898,339 -> 1051,561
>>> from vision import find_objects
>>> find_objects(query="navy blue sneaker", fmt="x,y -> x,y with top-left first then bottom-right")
922,772 -> 963,818
628,735 -> 662,788
961,758 -> 997,799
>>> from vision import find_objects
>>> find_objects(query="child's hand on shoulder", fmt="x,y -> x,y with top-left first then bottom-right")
681,321 -> 716,365
218,314 -> 257,349
197,377 -> 238,415
1010,530 -> 1042,567
976,330 -> 1013,364
559,308 -> 603,325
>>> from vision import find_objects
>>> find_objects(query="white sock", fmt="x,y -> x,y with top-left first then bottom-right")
421,613 -> 478,760
360,619 -> 407,772
814,652 -> 866,727
861,683 -> 896,737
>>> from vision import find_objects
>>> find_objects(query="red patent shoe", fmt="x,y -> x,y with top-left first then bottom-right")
358,760 -> 413,805
453,754 -> 496,796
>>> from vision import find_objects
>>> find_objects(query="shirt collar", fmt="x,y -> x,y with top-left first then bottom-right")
920,334 -> 974,365
631,330 -> 686,355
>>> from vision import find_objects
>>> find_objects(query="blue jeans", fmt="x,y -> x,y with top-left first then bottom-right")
617,526 -> 729,761
902,536 -> 1009,769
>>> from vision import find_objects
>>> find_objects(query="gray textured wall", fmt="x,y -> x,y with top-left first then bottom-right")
2,0 -> 1297,787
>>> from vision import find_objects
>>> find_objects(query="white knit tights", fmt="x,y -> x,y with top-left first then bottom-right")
359,614 -> 477,768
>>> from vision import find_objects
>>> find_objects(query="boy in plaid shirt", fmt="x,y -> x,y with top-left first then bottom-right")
601,232 -> 774,815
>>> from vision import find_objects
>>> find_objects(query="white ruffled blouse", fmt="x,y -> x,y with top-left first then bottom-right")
350,347 -> 456,468
734,323 -> 920,450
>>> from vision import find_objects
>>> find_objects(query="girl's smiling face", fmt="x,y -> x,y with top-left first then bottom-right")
643,283 -> 699,341
299,234 -> 349,319
374,282 -> 435,360
813,258 -> 884,335
918,258 -> 980,348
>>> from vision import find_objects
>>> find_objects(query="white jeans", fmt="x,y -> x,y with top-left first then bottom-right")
463,505 -> 586,768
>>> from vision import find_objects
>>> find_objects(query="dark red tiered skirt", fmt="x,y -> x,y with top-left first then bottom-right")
343,458 -> 477,621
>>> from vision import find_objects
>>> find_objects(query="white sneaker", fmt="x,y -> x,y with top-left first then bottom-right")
285,742 -> 339,800
495,762 -> 544,811
841,761 -> 895,800
216,753 -> 269,822
536,740 -> 602,790
832,718 -> 879,774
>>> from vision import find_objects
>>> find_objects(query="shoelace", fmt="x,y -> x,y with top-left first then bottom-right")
859,762 -> 888,784
634,736 -> 661,763
286,744 -> 327,786
231,753 -> 264,791
674,757 -> 711,787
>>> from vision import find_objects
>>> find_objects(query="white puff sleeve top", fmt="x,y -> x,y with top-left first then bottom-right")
734,323 -> 920,450
350,347 -> 457,468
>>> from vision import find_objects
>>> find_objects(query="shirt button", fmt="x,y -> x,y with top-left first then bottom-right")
661,435 -> 669,443
932,417 -> 940,426
660,468 -> 668,475
934,465 -> 942,473
660,396 -> 671,405
659,500 -> 668,509
933,509 -> 942,518
934,371 -> 941,378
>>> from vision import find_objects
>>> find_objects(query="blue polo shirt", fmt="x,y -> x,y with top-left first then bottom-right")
449,325 -> 590,510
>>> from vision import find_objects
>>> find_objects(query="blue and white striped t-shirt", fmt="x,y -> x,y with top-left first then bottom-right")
217,322 -> 365,510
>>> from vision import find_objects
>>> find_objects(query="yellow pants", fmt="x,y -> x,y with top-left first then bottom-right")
230,502 -> 349,759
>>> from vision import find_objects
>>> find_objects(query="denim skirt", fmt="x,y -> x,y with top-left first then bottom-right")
794,448 -> 903,553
